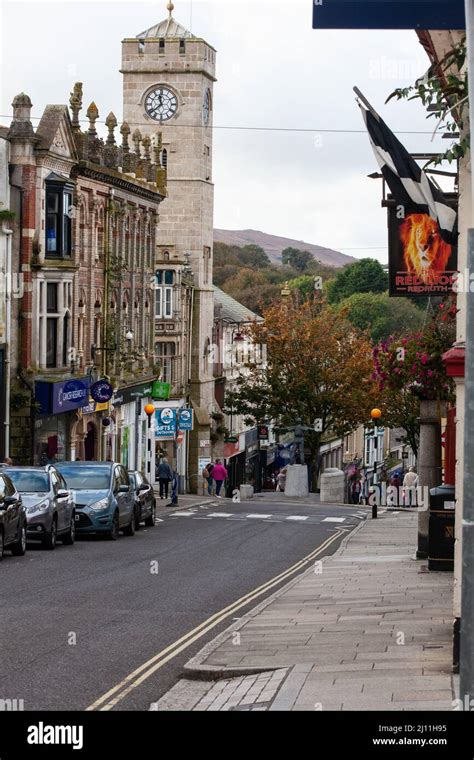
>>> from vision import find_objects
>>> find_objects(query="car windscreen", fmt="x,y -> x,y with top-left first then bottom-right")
56,466 -> 111,490
5,470 -> 49,493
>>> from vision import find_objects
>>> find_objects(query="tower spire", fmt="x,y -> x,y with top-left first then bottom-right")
167,1 -> 174,17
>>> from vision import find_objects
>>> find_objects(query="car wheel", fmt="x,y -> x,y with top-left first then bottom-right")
11,524 -> 27,556
134,505 -> 141,531
43,518 -> 57,550
123,508 -> 135,537
62,515 -> 75,546
144,501 -> 156,527
107,511 -> 120,541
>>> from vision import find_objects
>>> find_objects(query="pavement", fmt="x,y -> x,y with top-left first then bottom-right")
153,508 -> 455,711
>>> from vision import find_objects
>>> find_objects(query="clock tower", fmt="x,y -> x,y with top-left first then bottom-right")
121,2 -> 217,491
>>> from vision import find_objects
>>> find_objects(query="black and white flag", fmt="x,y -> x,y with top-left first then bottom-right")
359,102 -> 457,245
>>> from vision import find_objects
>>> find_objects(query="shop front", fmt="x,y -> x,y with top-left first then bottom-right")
154,399 -> 189,492
34,377 -> 90,464
245,427 -> 264,493
224,433 -> 246,496
111,380 -> 156,479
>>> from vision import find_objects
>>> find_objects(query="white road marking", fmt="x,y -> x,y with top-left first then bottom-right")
286,516 -> 309,521
246,513 -> 272,519
322,517 -> 346,523
171,512 -> 195,517
207,512 -> 233,518
155,518 -> 164,523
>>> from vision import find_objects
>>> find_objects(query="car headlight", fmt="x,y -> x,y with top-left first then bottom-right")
28,500 -> 50,514
89,498 -> 110,511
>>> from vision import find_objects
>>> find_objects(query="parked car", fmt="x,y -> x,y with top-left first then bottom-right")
55,462 -> 134,540
3,465 -> 75,549
128,470 -> 156,529
0,471 -> 27,560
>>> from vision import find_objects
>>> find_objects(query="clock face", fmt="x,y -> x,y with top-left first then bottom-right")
203,89 -> 211,126
145,87 -> 178,122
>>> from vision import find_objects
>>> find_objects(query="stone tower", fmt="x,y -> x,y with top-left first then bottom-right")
121,2 -> 216,491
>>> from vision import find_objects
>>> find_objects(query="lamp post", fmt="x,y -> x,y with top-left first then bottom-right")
144,403 -> 155,483
370,408 -> 382,518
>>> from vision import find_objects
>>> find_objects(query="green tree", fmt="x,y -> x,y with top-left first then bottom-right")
281,247 -> 314,272
225,300 -> 377,488
337,292 -> 424,342
327,258 -> 388,304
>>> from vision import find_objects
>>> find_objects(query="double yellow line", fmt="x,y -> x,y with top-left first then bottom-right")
86,530 -> 345,711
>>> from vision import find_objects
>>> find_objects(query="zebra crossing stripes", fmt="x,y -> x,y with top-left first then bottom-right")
169,511 -> 349,525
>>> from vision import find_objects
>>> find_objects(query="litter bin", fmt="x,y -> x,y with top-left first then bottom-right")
428,484 -> 455,571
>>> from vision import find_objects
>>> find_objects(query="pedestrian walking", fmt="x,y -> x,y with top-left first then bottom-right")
157,457 -> 173,499
202,460 -> 215,496
351,478 -> 361,505
403,466 -> 418,507
276,466 -> 287,492
388,472 -> 402,506
211,459 -> 228,497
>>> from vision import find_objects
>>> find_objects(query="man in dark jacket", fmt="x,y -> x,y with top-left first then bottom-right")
157,458 -> 173,499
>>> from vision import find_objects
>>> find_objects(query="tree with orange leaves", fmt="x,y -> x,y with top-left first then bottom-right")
225,298 -> 377,484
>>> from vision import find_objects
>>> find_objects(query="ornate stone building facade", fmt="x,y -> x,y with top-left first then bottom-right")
121,1 -> 216,491
7,86 -> 167,469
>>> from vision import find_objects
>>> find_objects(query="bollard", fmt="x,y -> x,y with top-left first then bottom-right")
372,502 -> 377,519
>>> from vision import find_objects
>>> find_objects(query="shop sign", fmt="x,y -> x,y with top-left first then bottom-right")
35,377 -> 90,415
155,407 -> 177,439
178,408 -> 193,431
90,379 -> 114,403
312,1 -> 465,30
152,380 -> 171,400
112,381 -> 155,407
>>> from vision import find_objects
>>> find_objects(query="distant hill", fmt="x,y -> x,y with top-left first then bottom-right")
213,229 -> 356,268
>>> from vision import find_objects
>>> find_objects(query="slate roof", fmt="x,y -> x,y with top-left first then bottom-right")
213,286 -> 262,324
137,15 -> 195,39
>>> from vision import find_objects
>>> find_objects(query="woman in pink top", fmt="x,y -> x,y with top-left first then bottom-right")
212,459 -> 228,497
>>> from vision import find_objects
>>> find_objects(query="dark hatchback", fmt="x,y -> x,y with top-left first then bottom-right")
128,471 -> 156,529
0,471 -> 27,560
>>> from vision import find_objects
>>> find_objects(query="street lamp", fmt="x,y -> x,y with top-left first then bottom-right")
144,403 -> 155,481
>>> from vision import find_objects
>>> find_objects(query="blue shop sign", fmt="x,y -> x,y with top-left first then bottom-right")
312,1 -> 465,31
90,379 -> 114,403
155,407 -> 177,439
178,408 -> 193,431
35,378 -> 90,415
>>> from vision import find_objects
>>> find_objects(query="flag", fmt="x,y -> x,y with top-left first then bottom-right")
359,103 -> 457,245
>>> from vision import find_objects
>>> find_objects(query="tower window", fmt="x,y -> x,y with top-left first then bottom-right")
179,38 -> 186,54
159,37 -> 165,52
138,39 -> 145,53
162,148 -> 168,169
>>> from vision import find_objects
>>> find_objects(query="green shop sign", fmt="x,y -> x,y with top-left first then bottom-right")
152,380 -> 171,400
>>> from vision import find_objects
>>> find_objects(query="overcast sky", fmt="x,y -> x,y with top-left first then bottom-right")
0,0 -> 454,263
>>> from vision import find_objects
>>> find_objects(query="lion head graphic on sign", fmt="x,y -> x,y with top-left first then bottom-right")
399,213 -> 452,284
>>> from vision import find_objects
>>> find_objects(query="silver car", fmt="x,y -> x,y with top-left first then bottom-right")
3,466 -> 75,549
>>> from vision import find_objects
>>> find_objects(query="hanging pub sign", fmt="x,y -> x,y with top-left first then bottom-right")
312,1 -> 465,30
387,202 -> 458,297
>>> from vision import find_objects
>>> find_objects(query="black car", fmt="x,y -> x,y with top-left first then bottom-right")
0,472 -> 27,560
128,471 -> 156,530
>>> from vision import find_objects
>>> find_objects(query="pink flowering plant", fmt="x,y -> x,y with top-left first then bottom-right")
371,301 -> 456,457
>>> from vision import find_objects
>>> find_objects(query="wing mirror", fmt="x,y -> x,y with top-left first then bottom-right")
118,484 -> 130,493
57,489 -> 70,499
138,483 -> 148,492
